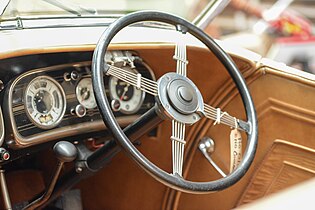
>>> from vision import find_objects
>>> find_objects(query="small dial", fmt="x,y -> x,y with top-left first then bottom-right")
109,68 -> 145,114
25,76 -> 66,129
76,78 -> 97,109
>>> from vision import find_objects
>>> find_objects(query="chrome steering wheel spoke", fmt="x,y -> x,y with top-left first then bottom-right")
106,64 -> 158,96
203,104 -> 250,132
171,120 -> 186,176
173,31 -> 188,77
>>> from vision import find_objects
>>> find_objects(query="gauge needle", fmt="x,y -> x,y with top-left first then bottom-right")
120,84 -> 130,100
82,91 -> 88,101
81,88 -> 90,102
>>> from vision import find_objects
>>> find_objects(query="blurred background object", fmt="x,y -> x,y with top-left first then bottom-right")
196,0 -> 315,74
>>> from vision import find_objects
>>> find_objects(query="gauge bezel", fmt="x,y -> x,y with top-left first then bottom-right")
75,77 -> 97,109
24,75 -> 67,130
109,68 -> 145,114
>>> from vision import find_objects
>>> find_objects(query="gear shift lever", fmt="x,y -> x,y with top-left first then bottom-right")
54,141 -> 77,163
24,141 -> 77,210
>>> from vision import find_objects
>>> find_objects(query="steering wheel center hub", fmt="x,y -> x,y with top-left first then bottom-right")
167,79 -> 198,115
156,72 -> 203,124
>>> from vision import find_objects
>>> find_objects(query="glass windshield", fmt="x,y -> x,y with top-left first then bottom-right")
1,0 -> 202,20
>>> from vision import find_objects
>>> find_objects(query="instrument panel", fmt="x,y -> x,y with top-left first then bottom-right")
6,51 -> 155,148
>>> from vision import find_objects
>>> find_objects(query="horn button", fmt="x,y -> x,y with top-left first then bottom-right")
167,79 -> 198,115
156,72 -> 203,125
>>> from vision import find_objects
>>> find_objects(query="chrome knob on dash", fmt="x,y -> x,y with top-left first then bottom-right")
198,137 -> 227,177
75,104 -> 86,118
199,137 -> 215,154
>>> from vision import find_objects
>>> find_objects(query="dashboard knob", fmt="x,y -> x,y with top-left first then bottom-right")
0,148 -> 10,161
75,104 -> 86,118
111,99 -> 121,112
70,71 -> 79,80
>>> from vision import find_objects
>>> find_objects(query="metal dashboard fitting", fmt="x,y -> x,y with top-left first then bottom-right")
198,137 -> 226,177
156,72 -> 204,125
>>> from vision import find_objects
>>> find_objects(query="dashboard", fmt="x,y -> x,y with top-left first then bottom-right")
3,50 -> 155,149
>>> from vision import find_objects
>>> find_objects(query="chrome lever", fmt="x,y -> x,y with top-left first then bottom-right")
0,168 -> 12,210
198,137 -> 226,177
23,141 -> 77,210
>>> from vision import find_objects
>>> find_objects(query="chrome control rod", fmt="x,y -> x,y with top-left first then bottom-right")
198,137 -> 226,177
0,169 -> 12,210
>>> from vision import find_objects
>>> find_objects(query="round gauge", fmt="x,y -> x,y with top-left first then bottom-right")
109,69 -> 145,114
25,76 -> 66,129
76,78 -> 97,109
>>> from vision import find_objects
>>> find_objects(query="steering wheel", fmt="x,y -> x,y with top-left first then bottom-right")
92,11 -> 258,193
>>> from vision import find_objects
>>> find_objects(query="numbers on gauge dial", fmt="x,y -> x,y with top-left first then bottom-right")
109,69 -> 145,114
25,76 -> 66,129
76,78 -> 97,109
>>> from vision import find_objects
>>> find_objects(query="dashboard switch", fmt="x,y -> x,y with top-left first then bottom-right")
111,99 -> 121,112
75,104 -> 86,118
71,71 -> 79,80
0,148 -> 10,161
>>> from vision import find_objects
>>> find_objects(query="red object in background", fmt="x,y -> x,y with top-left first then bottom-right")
269,10 -> 312,38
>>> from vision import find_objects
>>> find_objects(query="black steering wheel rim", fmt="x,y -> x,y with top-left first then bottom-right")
92,11 -> 258,193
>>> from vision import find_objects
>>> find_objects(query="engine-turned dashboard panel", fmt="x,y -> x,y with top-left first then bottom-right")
5,51 -> 155,148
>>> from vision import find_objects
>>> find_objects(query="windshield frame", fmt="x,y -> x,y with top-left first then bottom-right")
0,0 -> 206,22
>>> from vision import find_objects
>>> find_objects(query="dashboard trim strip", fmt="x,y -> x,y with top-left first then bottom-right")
0,107 -> 4,147
7,117 -> 138,148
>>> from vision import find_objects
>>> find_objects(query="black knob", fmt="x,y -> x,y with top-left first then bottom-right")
53,141 -> 77,163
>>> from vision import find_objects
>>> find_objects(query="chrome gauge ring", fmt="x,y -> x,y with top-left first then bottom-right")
76,77 -> 97,109
24,76 -> 66,129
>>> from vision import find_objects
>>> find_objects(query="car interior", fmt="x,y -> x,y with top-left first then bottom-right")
0,1 -> 314,210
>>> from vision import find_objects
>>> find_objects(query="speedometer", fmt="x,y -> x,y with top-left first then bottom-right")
109,67 -> 145,114
24,76 -> 66,129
